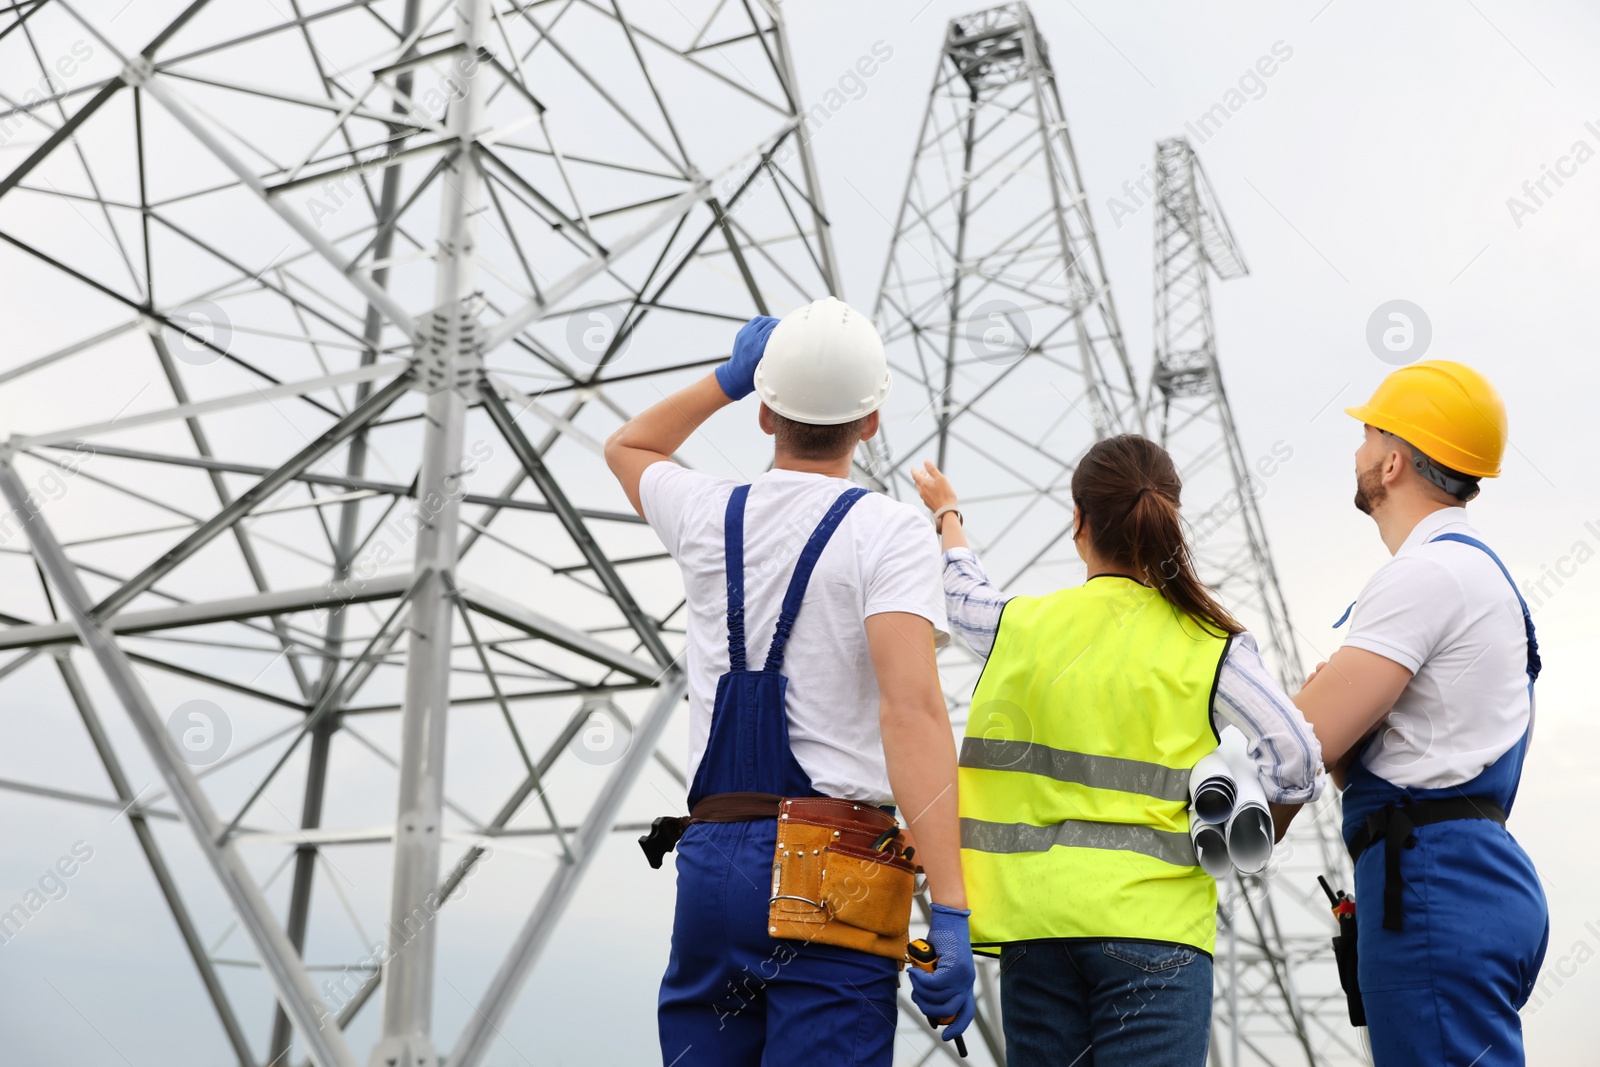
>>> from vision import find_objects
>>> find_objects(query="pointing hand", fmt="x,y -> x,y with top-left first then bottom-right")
911,460 -> 958,513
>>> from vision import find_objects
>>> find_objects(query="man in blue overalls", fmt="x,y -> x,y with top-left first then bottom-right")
605,298 -> 976,1065
1289,360 -> 1547,1065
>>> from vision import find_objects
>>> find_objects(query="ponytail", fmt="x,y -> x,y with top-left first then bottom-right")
1071,435 -> 1243,638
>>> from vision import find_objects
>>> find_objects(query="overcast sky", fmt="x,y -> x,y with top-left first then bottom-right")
805,3 -> 1600,1058
811,4 -> 1600,1058
2,1 -> 1597,1064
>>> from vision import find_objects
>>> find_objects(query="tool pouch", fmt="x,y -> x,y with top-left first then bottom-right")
769,798 -> 915,961
1329,890 -> 1366,1026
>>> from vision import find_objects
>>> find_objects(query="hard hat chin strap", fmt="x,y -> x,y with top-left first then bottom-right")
1380,430 -> 1480,502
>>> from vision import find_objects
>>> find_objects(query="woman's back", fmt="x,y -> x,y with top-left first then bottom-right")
961,577 -> 1228,954
912,433 -> 1324,1067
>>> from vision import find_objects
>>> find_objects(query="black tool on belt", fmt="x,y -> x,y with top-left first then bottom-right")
1345,795 -> 1506,931
639,816 -> 689,870
639,792 -> 787,869
1317,875 -> 1365,1027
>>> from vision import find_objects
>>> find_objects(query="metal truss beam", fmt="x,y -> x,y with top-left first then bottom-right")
372,1 -> 488,1056
88,371 -> 416,621
1147,136 -> 1349,1067
872,1 -> 1139,586
38,441 -> 645,524
0,573 -> 409,650
12,361 -> 410,451
0,458 -> 359,1067
0,0 -> 845,1061
54,651 -> 255,1067
449,670 -> 687,1067
479,379 -> 671,667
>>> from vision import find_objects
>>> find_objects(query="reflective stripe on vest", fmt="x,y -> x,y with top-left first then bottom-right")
958,737 -> 1193,802
959,578 -> 1229,954
959,816 -> 1196,867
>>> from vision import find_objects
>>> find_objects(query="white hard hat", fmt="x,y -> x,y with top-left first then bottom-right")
754,297 -> 891,426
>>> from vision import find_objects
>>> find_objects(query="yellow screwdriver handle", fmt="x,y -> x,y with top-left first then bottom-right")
905,938 -> 968,1058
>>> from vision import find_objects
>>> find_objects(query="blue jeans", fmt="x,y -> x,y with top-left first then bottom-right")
999,939 -> 1212,1067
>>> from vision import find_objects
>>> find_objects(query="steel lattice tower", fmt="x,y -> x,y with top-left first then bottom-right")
0,1 -> 888,1064
871,1 -> 1140,597
1151,138 -> 1300,691
1150,137 -> 1361,1066
870,5 -> 1141,1062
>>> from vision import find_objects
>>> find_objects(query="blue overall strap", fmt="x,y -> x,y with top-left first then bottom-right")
724,485 -> 752,672
762,487 -> 870,673
1428,532 -> 1541,684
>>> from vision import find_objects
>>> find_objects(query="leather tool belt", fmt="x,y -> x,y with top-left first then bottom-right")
770,797 -> 916,961
1346,795 -> 1506,931
639,794 -> 916,962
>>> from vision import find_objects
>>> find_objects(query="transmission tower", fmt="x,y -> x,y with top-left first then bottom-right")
871,0 -> 1140,596
1150,137 -> 1361,1066
1150,139 -> 1301,690
867,5 -> 1142,1061
0,1 -> 885,1064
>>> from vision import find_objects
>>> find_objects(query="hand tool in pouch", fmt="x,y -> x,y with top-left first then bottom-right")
906,938 -> 968,1058
1318,875 -> 1366,1027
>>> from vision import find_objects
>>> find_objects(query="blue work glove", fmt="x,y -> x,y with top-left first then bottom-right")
908,902 -> 976,1041
713,315 -> 780,400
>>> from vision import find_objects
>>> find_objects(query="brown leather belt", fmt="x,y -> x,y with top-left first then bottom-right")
639,793 -> 904,869
689,791 -> 784,822
692,793 -> 900,832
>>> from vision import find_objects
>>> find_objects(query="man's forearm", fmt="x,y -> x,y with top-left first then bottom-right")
604,372 -> 732,514
1327,744 -> 1362,790
880,697 -> 968,910
609,372 -> 731,458
1290,646 -> 1412,769
1269,801 -> 1301,843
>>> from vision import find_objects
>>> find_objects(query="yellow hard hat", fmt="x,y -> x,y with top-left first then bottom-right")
1344,360 -> 1507,478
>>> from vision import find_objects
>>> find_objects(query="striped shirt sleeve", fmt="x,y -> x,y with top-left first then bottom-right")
941,547 -> 1011,659
1213,633 -> 1326,804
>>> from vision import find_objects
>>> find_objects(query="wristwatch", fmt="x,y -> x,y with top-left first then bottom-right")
932,505 -> 963,533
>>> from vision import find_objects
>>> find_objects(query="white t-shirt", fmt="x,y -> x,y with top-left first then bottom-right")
1342,507 -> 1533,789
640,462 -> 950,803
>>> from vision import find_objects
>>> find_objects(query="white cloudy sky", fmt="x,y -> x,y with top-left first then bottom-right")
2,1 -> 1598,1065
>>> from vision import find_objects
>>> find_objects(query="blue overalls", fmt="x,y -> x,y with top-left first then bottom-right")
1341,533 -> 1549,1066
657,484 -> 900,1067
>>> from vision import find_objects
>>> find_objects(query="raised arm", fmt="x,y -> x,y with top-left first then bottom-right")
912,459 -> 970,552
604,373 -> 730,517
912,460 -> 1009,658
603,316 -> 777,516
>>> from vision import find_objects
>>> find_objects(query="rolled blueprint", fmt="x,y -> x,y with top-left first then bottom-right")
1190,808 -> 1232,878
1189,746 -> 1238,825
1220,729 -> 1273,875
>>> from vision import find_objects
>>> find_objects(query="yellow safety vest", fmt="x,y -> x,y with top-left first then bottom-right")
959,577 -> 1229,954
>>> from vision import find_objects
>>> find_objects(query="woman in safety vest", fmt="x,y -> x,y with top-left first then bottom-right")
912,434 -> 1324,1066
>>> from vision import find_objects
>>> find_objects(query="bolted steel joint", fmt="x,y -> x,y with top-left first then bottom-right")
416,296 -> 484,396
